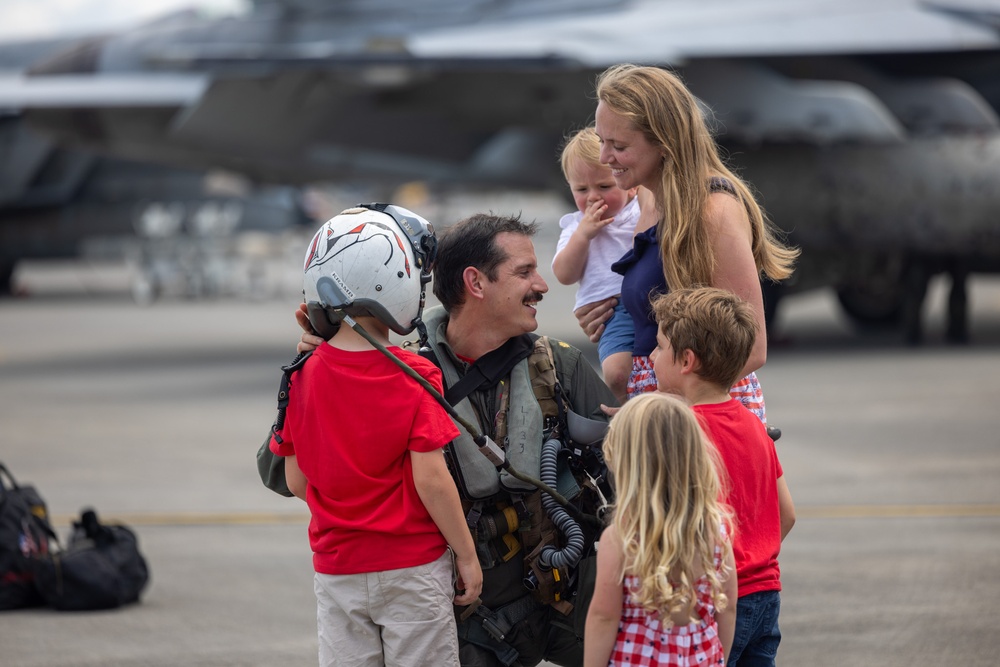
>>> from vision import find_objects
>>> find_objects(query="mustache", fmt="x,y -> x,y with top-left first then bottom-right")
524,292 -> 544,303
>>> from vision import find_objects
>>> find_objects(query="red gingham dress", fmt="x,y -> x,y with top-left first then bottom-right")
608,545 -> 725,667
627,355 -> 767,424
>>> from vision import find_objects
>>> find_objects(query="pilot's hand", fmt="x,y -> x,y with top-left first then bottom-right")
453,553 -> 483,606
295,303 -> 323,354
574,297 -> 617,343
600,403 -> 621,419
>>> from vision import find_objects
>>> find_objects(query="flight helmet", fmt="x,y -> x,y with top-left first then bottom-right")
303,203 -> 437,338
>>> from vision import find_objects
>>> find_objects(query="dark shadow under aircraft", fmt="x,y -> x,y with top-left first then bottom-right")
2,0 -> 1000,340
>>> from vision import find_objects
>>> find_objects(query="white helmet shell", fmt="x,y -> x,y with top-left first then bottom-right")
303,204 -> 435,337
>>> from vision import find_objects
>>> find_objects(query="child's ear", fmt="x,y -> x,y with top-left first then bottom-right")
680,348 -> 700,374
627,186 -> 639,199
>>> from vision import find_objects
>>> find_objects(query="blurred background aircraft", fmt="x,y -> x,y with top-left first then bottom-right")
2,0 -> 1000,341
0,23 -> 316,303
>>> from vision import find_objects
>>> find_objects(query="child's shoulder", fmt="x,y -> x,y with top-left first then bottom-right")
393,346 -> 444,377
694,398 -> 769,435
558,209 -> 584,229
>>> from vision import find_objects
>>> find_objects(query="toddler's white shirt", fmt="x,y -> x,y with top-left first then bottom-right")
553,196 -> 640,311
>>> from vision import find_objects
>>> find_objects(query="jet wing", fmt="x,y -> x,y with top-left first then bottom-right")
2,0 -> 1000,182
405,0 -> 1000,144
409,0 -> 1000,64
0,73 -> 207,109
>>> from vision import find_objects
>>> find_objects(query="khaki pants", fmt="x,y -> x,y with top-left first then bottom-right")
314,549 -> 459,667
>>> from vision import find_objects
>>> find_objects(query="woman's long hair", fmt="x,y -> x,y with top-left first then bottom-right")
596,64 -> 798,291
602,393 -> 733,621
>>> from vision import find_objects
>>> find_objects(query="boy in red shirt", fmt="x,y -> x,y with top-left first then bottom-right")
649,287 -> 795,667
270,204 -> 481,667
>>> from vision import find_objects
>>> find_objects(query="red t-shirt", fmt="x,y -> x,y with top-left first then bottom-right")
694,398 -> 784,596
270,343 -> 460,575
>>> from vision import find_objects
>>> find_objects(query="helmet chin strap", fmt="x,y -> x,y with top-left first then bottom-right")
413,317 -> 431,355
338,311 -> 574,513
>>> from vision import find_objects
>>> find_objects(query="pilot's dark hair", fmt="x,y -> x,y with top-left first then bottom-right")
432,212 -> 538,312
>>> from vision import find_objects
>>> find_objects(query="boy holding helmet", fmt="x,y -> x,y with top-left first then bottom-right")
270,204 -> 482,667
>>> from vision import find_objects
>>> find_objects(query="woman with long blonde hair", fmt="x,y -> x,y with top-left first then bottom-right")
584,393 -> 737,667
579,64 -> 798,421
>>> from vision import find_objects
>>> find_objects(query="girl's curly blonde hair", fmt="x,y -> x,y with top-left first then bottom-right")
602,392 -> 734,621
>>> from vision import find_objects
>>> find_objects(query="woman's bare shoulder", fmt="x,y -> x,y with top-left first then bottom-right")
704,190 -> 750,240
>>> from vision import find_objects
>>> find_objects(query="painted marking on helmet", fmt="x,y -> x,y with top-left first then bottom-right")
392,230 -> 411,277
331,271 -> 355,300
310,220 -> 411,281
304,229 -> 321,270
396,215 -> 418,237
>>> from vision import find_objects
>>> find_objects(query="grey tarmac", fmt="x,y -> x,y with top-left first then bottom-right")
1,259 -> 999,667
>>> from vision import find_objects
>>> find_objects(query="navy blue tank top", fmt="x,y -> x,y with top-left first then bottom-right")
611,177 -> 737,357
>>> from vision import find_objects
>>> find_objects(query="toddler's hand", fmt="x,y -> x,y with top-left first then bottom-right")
577,199 -> 615,240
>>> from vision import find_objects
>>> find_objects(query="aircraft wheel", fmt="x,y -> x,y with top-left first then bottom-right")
835,282 -> 904,328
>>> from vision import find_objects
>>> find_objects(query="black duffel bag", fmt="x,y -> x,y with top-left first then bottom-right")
0,462 -> 57,610
31,508 -> 150,611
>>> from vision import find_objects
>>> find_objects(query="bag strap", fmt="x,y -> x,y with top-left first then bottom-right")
0,461 -> 19,493
269,351 -> 313,444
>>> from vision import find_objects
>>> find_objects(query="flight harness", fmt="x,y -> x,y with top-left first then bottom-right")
415,326 -> 611,666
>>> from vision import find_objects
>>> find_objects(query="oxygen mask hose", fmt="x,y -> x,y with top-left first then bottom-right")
341,314 -> 575,511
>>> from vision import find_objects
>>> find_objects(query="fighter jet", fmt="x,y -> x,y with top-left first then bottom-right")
3,0 -> 1000,341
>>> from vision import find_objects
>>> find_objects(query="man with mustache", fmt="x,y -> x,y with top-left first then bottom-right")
296,212 -> 619,667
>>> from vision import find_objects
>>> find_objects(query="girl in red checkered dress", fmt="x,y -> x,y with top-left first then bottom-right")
584,393 -> 737,667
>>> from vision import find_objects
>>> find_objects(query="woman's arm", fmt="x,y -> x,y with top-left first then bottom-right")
705,193 -> 767,376
584,525 -> 625,667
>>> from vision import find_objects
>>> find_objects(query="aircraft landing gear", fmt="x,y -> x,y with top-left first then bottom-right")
0,261 -> 14,296
945,263 -> 969,344
836,255 -> 970,345
899,259 -> 970,345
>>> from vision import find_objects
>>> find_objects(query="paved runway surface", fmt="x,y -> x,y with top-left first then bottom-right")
2,253 -> 999,666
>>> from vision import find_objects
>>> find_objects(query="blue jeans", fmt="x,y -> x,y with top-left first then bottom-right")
728,590 -> 781,667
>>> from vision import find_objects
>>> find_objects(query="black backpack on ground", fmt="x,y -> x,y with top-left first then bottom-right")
31,508 -> 150,611
0,462 -> 56,610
